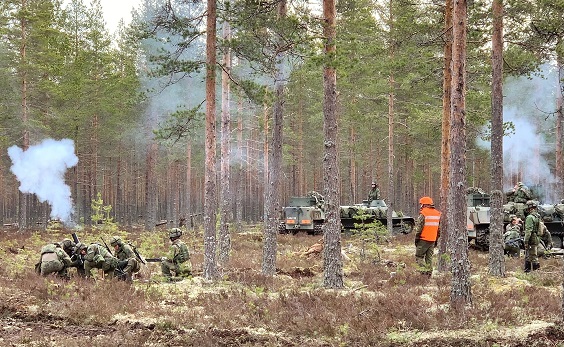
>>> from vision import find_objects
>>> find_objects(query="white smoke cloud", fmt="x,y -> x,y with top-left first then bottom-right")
479,63 -> 560,202
8,138 -> 78,222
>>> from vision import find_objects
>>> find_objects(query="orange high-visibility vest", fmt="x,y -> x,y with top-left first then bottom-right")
420,207 -> 441,242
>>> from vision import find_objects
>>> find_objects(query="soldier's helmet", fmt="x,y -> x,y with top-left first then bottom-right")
169,228 -> 183,239
75,242 -> 87,252
371,182 -> 377,186
109,236 -> 123,247
419,196 -> 434,205
526,200 -> 538,208
60,238 -> 75,249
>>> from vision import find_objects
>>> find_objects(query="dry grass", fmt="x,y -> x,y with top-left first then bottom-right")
0,226 -> 562,346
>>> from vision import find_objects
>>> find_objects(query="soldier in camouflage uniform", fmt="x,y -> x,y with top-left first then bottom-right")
367,182 -> 381,201
110,236 -> 140,283
523,200 -> 541,272
511,182 -> 532,203
78,242 -> 119,279
503,216 -> 522,257
59,238 -> 86,277
161,228 -> 191,281
38,243 -> 73,279
538,221 -> 553,257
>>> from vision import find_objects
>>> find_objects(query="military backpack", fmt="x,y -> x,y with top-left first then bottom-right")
174,242 -> 190,263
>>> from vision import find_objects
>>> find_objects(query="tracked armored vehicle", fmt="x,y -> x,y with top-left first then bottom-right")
467,188 -> 564,249
279,192 -> 326,235
340,199 -> 415,234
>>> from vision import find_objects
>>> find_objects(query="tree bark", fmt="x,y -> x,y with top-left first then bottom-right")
262,0 -> 287,276
488,0 -> 505,277
144,141 -> 158,231
235,100 -> 243,231
185,140 -> 192,226
18,0 -> 29,231
203,0 -> 219,280
449,0 -> 472,311
437,0 -> 453,273
556,59 -> 563,199
219,17 -> 232,267
322,0 -> 343,289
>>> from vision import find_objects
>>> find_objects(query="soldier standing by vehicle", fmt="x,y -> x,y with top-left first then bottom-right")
503,215 -> 522,257
523,200 -> 541,272
37,242 -> 73,279
110,236 -> 140,283
368,182 -> 381,202
78,242 -> 119,279
161,228 -> 191,281
413,196 -> 441,275
510,182 -> 532,203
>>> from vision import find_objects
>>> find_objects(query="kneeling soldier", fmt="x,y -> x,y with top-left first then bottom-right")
38,243 -> 73,279
161,228 -> 191,281
78,242 -> 118,279
110,236 -> 140,283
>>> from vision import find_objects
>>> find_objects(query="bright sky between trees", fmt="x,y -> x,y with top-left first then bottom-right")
99,0 -> 140,33
63,0 -> 140,33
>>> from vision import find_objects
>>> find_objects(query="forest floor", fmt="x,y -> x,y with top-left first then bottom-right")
0,224 -> 563,346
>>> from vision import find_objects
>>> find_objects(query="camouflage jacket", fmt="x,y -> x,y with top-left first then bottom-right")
40,244 -> 72,266
503,226 -> 521,244
524,212 -> 540,245
368,188 -> 380,201
115,243 -> 136,261
166,239 -> 189,264
514,186 -> 531,203
85,243 -> 115,263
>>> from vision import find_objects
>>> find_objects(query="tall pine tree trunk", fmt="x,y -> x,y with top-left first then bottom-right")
203,0 -> 218,280
185,140 -> 192,226
348,126 -> 357,203
145,141 -> 158,231
236,101 -> 243,231
262,0 -> 287,276
219,17 -> 232,267
437,0 -> 453,273
556,59 -> 563,198
18,0 -> 29,231
488,0 -> 505,277
322,0 -> 343,289
449,0 -> 472,311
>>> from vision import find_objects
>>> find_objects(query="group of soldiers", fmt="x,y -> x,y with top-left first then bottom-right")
36,228 -> 192,282
503,199 -> 553,272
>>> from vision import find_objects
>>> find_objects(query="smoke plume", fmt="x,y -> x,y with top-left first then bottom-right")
8,138 -> 78,222
479,63 -> 559,202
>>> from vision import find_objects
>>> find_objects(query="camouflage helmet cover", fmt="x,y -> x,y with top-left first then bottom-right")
526,200 -> 538,208
75,242 -> 87,251
110,236 -> 123,246
60,238 -> 75,249
169,228 -> 183,239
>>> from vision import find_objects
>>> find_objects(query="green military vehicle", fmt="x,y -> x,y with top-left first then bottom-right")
279,192 -> 326,235
340,199 -> 415,234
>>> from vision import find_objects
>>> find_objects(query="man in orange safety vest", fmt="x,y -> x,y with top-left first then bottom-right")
414,196 -> 441,275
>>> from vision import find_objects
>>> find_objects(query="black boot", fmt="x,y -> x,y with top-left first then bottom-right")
524,261 -> 532,273
532,262 -> 540,271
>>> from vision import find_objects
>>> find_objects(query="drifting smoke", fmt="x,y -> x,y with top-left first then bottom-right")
479,63 -> 559,202
8,138 -> 78,223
